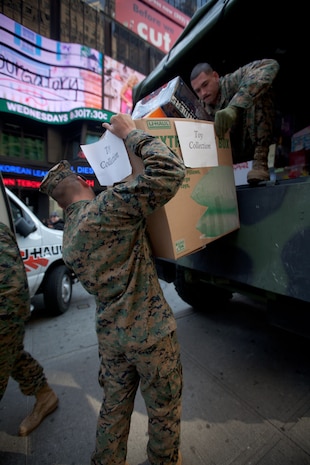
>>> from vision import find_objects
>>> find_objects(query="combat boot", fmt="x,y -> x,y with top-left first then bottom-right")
247,146 -> 270,185
19,384 -> 58,436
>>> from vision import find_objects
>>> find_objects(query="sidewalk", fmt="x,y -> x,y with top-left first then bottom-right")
1,282 -> 310,465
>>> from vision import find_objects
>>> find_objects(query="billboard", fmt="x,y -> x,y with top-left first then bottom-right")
114,0 -> 186,53
104,56 -> 145,115
0,14 -> 114,124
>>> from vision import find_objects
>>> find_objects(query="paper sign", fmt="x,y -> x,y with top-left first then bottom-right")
174,121 -> 218,168
80,131 -> 132,186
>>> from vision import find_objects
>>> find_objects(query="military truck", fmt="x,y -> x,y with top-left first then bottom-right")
133,0 -> 310,336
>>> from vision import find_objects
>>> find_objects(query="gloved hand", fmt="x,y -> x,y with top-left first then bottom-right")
214,106 -> 238,138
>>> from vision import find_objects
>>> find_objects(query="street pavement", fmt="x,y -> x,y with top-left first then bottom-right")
1,281 -> 310,465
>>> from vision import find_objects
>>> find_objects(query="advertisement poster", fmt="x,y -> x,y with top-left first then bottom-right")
104,56 -> 145,114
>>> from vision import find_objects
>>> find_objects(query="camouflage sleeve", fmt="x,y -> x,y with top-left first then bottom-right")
0,222 -> 30,319
222,59 -> 280,109
124,128 -> 186,207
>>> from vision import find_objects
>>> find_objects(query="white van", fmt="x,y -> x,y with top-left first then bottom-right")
0,173 -> 75,315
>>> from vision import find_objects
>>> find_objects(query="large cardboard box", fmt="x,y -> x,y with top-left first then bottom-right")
132,76 -> 210,121
134,118 -> 240,260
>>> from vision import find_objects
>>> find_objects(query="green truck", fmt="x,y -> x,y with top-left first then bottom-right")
133,0 -> 310,336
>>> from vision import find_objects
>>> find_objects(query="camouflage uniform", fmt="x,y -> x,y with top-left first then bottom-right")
0,222 -> 46,401
205,59 -> 280,162
58,129 -> 186,465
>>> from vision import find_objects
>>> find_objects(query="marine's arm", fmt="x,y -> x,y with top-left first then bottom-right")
125,128 -> 185,200
224,59 -> 280,110
103,113 -> 186,212
215,59 -> 280,137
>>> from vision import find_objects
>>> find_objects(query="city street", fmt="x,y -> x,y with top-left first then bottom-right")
1,281 -> 310,465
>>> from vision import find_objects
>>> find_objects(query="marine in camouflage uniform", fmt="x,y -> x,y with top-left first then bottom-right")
39,114 -> 186,465
190,59 -> 280,184
0,222 -> 58,435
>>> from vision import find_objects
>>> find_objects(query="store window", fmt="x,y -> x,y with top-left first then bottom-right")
85,133 -> 101,144
63,121 -> 102,161
0,122 -> 45,162
63,133 -> 82,161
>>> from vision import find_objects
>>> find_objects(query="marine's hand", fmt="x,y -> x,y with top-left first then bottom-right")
214,106 -> 238,138
102,113 -> 136,140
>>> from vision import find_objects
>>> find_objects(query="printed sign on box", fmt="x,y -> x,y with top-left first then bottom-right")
174,120 -> 218,167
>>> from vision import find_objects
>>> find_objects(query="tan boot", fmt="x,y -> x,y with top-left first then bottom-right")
176,451 -> 182,465
247,147 -> 270,185
19,384 -> 58,436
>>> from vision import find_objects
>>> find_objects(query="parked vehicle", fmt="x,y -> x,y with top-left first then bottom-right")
133,0 -> 310,337
0,173 -> 75,315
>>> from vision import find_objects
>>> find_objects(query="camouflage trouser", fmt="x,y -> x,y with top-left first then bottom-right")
0,316 -> 46,400
230,88 -> 276,163
91,331 -> 183,465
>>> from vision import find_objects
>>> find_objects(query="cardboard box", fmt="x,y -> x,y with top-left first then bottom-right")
134,118 -> 240,259
132,76 -> 210,121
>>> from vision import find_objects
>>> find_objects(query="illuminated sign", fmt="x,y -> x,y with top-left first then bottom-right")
0,162 -> 96,189
3,177 -> 95,189
0,101 -> 114,124
3,178 -> 42,189
104,56 -> 145,114
0,14 -> 104,122
0,164 -> 46,177
0,162 -> 96,177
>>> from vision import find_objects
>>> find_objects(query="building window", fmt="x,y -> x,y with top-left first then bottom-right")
112,22 -> 163,76
166,0 -> 198,17
0,122 -> 45,162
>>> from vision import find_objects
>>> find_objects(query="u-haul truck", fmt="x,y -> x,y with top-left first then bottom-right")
0,173 -> 74,315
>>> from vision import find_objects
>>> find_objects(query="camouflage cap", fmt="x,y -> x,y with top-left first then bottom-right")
40,160 -> 75,196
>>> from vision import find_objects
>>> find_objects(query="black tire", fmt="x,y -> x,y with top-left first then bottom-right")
43,265 -> 72,315
174,266 -> 232,311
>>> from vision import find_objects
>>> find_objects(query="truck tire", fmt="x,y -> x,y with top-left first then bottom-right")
43,265 -> 73,315
174,266 -> 232,311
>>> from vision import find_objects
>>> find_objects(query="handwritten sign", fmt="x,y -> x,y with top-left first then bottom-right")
174,121 -> 218,168
80,131 -> 132,186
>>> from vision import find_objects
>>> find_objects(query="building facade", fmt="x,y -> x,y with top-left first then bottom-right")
0,0 -> 201,218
